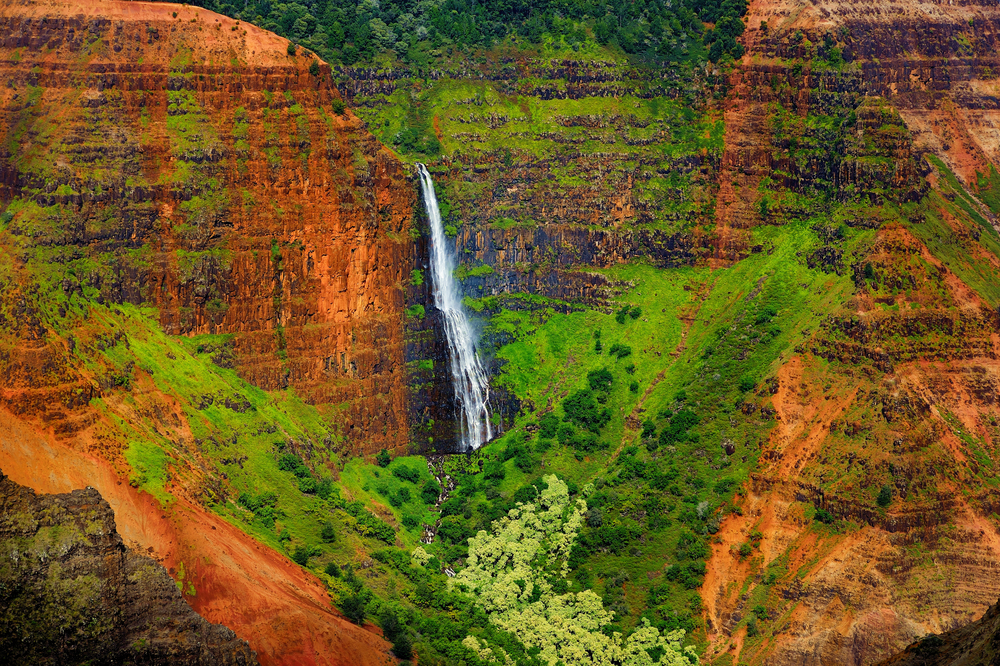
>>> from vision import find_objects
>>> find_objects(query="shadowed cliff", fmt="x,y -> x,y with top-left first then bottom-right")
0,469 -> 257,665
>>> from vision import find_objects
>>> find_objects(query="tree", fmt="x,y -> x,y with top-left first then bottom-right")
320,522 -> 336,542
287,42 -> 297,55
392,633 -> 413,660
340,592 -> 367,624
877,484 -> 893,507
449,475 -> 697,665
376,448 -> 391,467
308,59 -> 321,76
291,546 -> 310,566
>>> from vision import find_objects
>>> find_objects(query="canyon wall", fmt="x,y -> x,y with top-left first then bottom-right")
701,0 -> 1000,664
0,0 -> 417,457
0,1 -> 413,664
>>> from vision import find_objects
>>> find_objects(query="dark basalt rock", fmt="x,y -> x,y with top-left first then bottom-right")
0,471 -> 257,666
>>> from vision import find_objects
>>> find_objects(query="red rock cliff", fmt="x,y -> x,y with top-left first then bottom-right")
0,0 -> 417,456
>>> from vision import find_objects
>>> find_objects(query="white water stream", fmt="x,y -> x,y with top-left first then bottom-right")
416,164 -> 493,451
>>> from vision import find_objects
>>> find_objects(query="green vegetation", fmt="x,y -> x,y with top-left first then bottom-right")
177,0 -> 746,66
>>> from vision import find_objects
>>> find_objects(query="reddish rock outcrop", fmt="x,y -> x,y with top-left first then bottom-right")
0,0 -> 417,456
702,1 -> 1000,664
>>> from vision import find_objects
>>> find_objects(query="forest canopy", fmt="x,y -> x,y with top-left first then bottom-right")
168,0 -> 747,66
446,475 -> 698,666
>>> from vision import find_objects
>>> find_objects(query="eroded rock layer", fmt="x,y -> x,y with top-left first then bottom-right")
702,0 -> 1000,664
0,0 -> 416,456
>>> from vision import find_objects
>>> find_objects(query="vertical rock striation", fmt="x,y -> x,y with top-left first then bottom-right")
0,0 -> 417,456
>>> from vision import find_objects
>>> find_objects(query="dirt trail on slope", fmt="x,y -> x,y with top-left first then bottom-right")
0,409 -> 393,666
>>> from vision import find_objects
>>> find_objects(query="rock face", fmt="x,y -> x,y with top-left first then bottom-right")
0,469 -> 257,665
699,1 -> 1000,662
878,597 -> 1000,666
0,0 -> 417,456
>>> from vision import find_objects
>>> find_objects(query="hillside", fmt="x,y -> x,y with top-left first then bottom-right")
2,0 -> 1000,665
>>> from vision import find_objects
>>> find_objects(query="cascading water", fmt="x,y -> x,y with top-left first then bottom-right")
416,164 -> 493,451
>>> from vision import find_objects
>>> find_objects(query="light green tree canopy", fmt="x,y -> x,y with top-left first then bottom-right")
446,474 -> 697,666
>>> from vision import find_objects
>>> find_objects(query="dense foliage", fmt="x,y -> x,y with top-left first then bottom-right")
451,475 -> 697,665
166,0 -> 747,65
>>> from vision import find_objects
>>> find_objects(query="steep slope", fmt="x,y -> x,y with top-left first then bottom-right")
0,408 -> 393,666
0,1 -> 408,664
327,1 -> 1000,664
0,468 -> 258,665
699,0 -> 1000,664
879,597 -> 1000,666
0,0 -> 416,458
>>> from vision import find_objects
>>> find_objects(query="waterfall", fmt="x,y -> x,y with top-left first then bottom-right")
416,164 -> 493,451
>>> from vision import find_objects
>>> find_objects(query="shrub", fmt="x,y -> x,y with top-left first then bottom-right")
608,343 -> 632,359
615,306 -> 630,324
538,412 -> 559,438
421,480 -> 440,504
287,42 -> 297,55
440,497 -> 463,517
483,460 -> 505,480
641,420 -> 656,439
238,491 -> 278,513
320,523 -> 336,542
392,464 -> 421,484
714,478 -> 737,494
676,531 -> 709,560
380,608 -> 404,643
331,99 -> 346,115
343,501 -> 396,543
325,562 -> 341,577
664,561 -> 706,589
402,514 -> 420,530
278,453 -> 310,478
659,408 -> 699,445
562,389 -> 611,433
629,381 -> 639,393
738,542 -> 753,558
738,376 -> 756,392
340,592 -> 366,624
308,60 -> 320,76
437,517 -> 473,545
877,484 -> 892,507
298,476 -> 317,493
815,507 -> 834,523
392,633 -> 413,660
316,478 -> 333,500
291,546 -> 310,566
587,368 -> 614,392
629,306 -> 642,319
376,449 -> 391,467
746,617 -> 759,637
